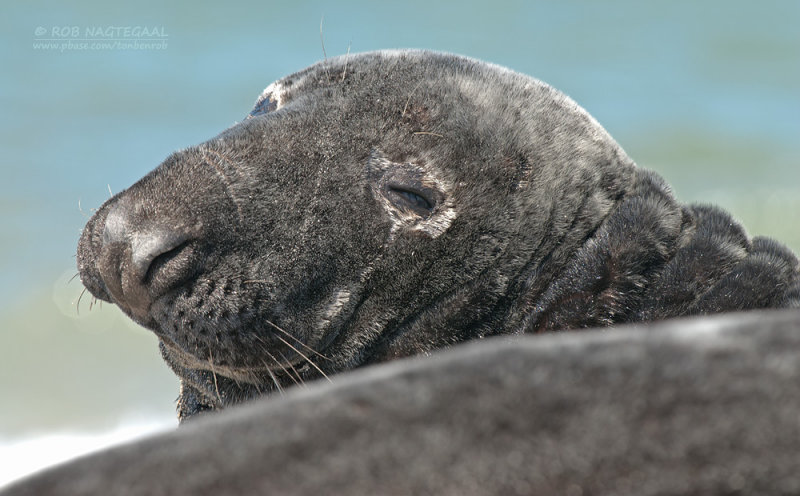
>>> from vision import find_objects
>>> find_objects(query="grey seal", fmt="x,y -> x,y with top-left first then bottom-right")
5,310 -> 800,495
76,50 -> 800,420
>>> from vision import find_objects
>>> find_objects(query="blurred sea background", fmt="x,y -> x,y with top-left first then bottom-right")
1,0 -> 798,487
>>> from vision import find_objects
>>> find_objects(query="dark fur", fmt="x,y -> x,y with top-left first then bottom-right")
76,50 -> 800,420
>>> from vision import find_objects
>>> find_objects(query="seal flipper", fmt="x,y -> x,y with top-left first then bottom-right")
521,168 -> 800,333
633,208 -> 800,318
521,169 -> 686,332
688,236 -> 800,313
630,204 -> 750,321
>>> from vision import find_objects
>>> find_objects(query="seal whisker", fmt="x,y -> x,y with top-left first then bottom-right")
264,318 -> 331,361
341,42 -> 351,83
401,79 -> 425,118
264,347 -> 301,387
251,379 -> 263,396
277,350 -> 306,387
319,17 -> 327,60
77,198 -> 91,218
259,357 -> 284,395
253,333 -> 300,389
75,287 -> 88,315
274,334 -> 330,383
319,16 -> 331,81
207,350 -> 223,406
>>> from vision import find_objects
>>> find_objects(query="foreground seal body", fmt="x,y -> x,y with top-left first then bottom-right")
76,50 -> 800,420
6,311 -> 800,495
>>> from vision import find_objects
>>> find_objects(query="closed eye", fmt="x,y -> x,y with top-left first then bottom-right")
387,186 -> 434,214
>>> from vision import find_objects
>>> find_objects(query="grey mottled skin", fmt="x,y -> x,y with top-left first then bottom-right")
75,50 -> 800,421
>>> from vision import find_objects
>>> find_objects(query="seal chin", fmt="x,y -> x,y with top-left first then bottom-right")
159,337 -> 309,384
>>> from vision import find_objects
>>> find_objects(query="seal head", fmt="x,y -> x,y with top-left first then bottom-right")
77,50 -> 800,420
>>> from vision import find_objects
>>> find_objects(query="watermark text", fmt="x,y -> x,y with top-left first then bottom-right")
33,26 -> 169,52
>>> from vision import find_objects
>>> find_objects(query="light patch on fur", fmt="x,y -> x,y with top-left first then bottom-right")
451,70 -> 621,166
316,288 -> 352,330
250,81 -> 285,116
412,175 -> 457,238
413,206 -> 457,237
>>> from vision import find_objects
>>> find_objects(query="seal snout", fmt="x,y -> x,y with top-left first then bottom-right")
78,197 -> 204,325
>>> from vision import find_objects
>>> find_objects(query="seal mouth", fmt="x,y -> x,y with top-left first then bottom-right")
159,336 -> 315,384
146,276 -> 361,398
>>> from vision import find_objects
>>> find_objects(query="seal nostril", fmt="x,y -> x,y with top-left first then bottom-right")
132,231 -> 193,283
93,201 -> 203,323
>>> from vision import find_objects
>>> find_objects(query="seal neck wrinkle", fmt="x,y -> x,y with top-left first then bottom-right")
517,167 -> 714,332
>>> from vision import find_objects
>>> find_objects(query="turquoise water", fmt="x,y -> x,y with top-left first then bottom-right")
1,0 -> 798,481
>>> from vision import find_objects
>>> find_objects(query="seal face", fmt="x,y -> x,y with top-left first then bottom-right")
76,50 -> 800,420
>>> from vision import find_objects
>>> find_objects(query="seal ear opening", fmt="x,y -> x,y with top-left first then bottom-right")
367,149 -> 456,238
